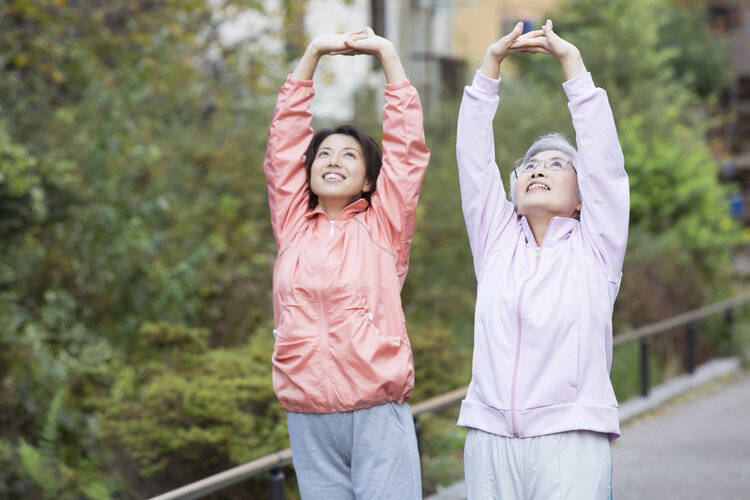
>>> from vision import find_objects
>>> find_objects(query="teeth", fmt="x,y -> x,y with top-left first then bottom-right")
323,173 -> 344,181
528,182 -> 550,191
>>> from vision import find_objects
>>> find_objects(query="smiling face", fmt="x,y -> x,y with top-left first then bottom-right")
514,150 -> 581,219
309,133 -> 371,209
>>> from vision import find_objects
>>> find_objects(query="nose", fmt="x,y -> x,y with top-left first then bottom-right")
530,170 -> 545,178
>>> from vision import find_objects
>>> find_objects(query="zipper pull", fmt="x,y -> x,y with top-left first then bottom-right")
536,247 -> 542,259
329,220 -> 335,236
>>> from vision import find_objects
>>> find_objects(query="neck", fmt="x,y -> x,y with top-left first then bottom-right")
318,195 -> 360,219
525,211 -> 554,247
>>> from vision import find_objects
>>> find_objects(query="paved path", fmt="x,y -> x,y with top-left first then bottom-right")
428,360 -> 746,500
612,373 -> 750,499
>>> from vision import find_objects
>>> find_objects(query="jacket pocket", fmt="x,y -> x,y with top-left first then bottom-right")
275,296 -> 315,341
271,337 -> 321,408
339,296 -> 413,401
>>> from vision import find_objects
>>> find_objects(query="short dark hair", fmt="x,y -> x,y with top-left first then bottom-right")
303,124 -> 382,210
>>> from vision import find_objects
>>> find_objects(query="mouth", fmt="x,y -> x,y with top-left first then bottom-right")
322,171 -> 345,183
526,180 -> 550,192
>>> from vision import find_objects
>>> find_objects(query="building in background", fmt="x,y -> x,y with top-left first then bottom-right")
712,1 -> 750,188
233,0 -> 561,121
706,0 -> 750,274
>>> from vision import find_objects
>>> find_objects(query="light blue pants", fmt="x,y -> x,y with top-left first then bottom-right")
287,401 -> 422,499
464,428 -> 612,499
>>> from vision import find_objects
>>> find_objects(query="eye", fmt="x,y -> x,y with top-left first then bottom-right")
318,151 -> 329,157
344,152 -> 355,158
525,162 -> 538,171
551,160 -> 564,169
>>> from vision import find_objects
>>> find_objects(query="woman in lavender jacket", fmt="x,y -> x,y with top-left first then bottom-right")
456,20 -> 629,498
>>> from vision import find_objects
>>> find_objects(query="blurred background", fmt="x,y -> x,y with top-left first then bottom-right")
1,0 -> 749,498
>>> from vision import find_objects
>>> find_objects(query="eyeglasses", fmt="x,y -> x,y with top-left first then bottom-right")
512,157 -> 575,177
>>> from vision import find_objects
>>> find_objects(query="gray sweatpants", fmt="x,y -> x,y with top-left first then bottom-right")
464,428 -> 612,499
287,401 -> 422,499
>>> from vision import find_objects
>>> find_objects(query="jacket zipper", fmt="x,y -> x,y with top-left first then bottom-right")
316,291 -> 333,406
329,220 -> 335,236
510,245 -> 542,436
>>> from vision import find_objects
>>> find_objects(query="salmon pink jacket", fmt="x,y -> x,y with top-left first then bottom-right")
456,71 -> 629,439
264,75 -> 430,414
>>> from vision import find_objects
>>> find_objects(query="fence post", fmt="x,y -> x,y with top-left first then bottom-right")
726,307 -> 735,345
686,321 -> 696,374
414,416 -> 423,455
269,467 -> 285,500
414,416 -> 423,476
640,337 -> 649,397
726,307 -> 734,328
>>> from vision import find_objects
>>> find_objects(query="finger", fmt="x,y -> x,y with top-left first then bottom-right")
344,33 -> 370,47
345,34 -> 368,45
510,44 -> 553,54
516,29 -> 544,40
330,49 -> 358,56
365,26 -> 375,37
511,21 -> 524,37
511,37 -> 549,46
342,33 -> 364,43
511,38 -> 549,49
511,47 -> 552,55
502,21 -> 524,42
542,19 -> 555,36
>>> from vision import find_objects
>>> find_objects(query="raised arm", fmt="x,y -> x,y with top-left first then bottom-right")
514,20 -> 629,279
344,29 -> 430,282
457,23 -> 527,276
565,71 -> 629,281
264,34 -> 356,248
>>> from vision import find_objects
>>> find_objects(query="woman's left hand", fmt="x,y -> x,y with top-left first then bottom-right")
340,27 -> 395,58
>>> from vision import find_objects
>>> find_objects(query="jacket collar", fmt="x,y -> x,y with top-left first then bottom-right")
304,197 -> 369,221
520,215 -> 579,247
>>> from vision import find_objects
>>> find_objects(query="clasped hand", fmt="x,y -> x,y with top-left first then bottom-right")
309,27 -> 393,59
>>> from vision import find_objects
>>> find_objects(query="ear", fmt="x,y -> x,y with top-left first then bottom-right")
576,201 -> 582,213
362,180 -> 372,193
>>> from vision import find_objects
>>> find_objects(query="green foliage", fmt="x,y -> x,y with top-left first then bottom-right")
0,0 -> 743,496
94,324 -> 285,495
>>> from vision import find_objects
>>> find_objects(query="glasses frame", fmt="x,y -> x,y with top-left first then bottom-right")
512,156 -> 576,180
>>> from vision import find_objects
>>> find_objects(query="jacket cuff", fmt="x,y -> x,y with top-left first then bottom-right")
385,79 -> 412,91
562,72 -> 595,100
285,74 -> 314,87
471,70 -> 501,96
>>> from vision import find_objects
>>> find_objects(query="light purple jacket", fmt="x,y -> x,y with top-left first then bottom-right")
456,71 -> 629,440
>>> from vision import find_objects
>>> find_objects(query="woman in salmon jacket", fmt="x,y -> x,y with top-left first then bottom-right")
263,27 -> 429,498
456,20 -> 628,498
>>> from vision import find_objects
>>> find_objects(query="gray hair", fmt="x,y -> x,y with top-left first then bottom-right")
508,132 -> 579,208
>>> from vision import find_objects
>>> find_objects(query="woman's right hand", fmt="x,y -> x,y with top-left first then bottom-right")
486,22 -> 526,64
480,22 -> 540,79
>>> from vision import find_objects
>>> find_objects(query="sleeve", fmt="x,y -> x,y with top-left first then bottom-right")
456,71 -> 516,277
564,72 -> 630,282
368,79 -> 431,282
263,74 -> 315,249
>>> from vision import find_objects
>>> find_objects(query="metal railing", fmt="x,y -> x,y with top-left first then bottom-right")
151,291 -> 750,500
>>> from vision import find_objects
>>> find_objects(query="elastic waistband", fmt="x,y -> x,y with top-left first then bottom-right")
457,399 -> 621,440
